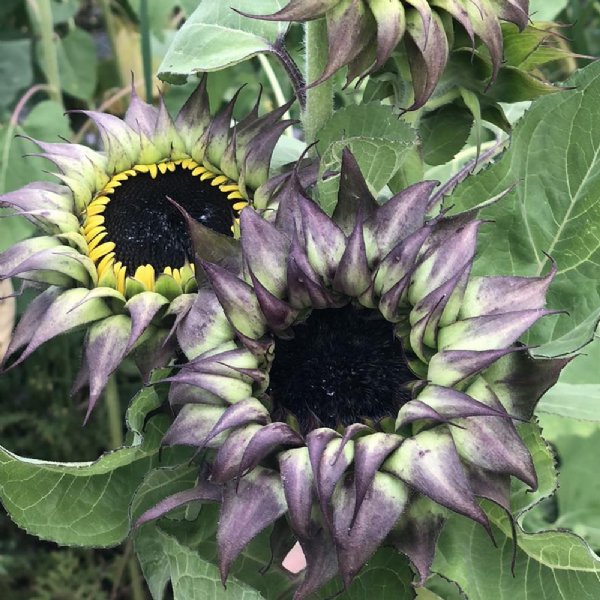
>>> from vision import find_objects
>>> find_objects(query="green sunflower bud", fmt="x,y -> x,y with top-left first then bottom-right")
0,76 -> 296,417
136,148 -> 568,597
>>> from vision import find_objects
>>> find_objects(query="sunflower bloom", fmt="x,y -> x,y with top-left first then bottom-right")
0,76 -> 294,417
136,149 -> 567,597
242,0 -> 529,108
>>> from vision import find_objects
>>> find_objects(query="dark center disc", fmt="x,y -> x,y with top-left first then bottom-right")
102,166 -> 234,271
267,304 -> 415,432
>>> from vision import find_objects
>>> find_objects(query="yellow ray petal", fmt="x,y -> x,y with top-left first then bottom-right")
87,230 -> 108,252
97,252 -> 116,278
89,241 -> 117,262
134,264 -> 156,291
211,175 -> 228,186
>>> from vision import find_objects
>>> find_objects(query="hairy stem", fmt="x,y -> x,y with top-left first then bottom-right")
272,39 -> 306,109
303,19 -> 332,145
27,0 -> 63,108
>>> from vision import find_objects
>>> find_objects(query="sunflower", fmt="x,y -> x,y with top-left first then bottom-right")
136,149 -> 567,597
241,0 -> 530,108
0,76 -> 294,418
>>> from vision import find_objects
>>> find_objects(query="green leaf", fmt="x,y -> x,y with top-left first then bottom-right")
0,99 -> 65,250
158,0 -> 289,84
0,99 -> 72,201
315,548 -> 416,599
529,0 -> 568,21
135,525 -> 266,600
132,463 -> 296,599
271,135 -> 306,171
536,334 -> 600,420
315,104 -> 418,213
0,388 -> 170,547
51,0 -> 79,24
420,105 -> 473,166
126,0 -> 181,35
550,429 -> 600,548
538,383 -> 600,421
433,510 -> 600,600
511,422 -> 558,517
446,61 -> 600,354
37,28 -> 98,101
0,38 -> 34,115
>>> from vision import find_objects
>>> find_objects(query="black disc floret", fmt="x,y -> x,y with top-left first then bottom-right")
102,166 -> 234,271
267,304 -> 415,432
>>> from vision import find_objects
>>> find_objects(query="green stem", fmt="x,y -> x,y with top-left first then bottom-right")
99,0 -> 124,88
27,0 -> 63,108
258,54 -> 293,136
104,375 -> 123,449
104,377 -> 145,600
128,547 -> 146,600
303,19 -> 333,145
139,0 -> 153,102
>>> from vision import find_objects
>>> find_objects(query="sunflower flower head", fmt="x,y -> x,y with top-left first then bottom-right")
0,76 -> 294,418
241,0 -> 530,108
137,149 -> 567,597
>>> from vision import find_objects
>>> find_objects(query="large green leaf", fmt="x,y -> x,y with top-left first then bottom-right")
316,104 -> 417,214
435,418 -> 600,597
132,463 -> 297,600
136,524 -> 266,600
0,388 -> 170,547
36,27 -> 98,101
0,38 -> 33,116
433,509 -> 600,600
538,383 -> 600,421
537,337 -> 600,420
0,99 -> 72,194
54,27 -> 98,101
550,430 -> 600,549
315,549 -> 416,599
511,423 -> 558,517
420,105 -> 474,166
158,0 -> 289,84
446,61 -> 600,354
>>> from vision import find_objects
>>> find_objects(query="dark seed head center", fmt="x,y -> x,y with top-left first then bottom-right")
101,166 -> 234,271
267,304 -> 415,432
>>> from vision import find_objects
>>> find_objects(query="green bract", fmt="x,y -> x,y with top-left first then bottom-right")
0,76 -> 294,418
136,150 -> 567,598
241,0 -> 530,108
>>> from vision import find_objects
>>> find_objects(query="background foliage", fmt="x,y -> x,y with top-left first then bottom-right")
1,0 -> 600,598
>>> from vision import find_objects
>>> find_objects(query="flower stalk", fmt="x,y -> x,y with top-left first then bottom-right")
303,19 -> 333,145
27,0 -> 63,108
